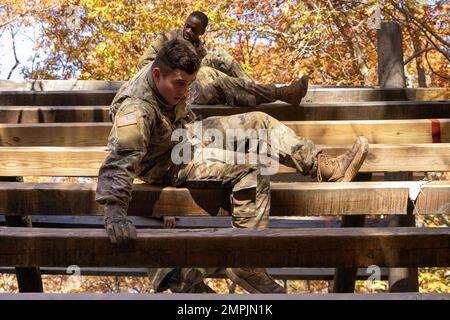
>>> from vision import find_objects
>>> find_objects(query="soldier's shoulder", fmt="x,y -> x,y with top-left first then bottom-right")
118,98 -> 159,119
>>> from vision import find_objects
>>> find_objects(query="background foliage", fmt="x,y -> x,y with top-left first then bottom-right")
1,0 -> 449,86
0,0 -> 448,294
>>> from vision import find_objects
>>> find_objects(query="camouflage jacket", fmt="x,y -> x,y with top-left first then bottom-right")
95,63 -> 196,215
138,28 -> 207,69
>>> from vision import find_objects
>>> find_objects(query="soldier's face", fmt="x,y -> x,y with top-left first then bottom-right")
152,67 -> 197,106
183,17 -> 205,42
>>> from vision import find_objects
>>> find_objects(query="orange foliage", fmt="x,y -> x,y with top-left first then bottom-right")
2,1 -> 448,86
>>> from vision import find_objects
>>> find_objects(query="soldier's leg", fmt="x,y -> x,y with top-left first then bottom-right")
194,112 -> 319,175
201,49 -> 253,81
193,112 -> 369,182
172,150 -> 285,293
148,267 -> 219,293
194,73 -> 309,107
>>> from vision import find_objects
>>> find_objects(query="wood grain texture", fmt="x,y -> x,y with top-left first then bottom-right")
1,119 -> 448,146
0,181 -> 448,216
0,227 -> 448,267
1,101 -> 449,123
1,87 -> 448,105
0,144 -> 448,176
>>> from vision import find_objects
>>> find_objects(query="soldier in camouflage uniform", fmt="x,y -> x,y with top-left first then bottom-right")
138,11 -> 308,107
96,39 -> 369,294
138,11 -> 307,293
138,11 -> 252,82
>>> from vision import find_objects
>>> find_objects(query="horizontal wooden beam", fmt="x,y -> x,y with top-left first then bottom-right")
0,80 -> 125,91
1,87 -> 448,105
0,266 -> 390,280
1,101 -> 449,123
0,181 -> 448,216
0,215 -> 387,229
1,119 -> 449,146
1,227 -> 448,267
0,144 -> 448,176
0,292 -> 449,300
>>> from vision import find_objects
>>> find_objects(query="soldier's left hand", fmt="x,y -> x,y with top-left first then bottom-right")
104,216 -> 137,247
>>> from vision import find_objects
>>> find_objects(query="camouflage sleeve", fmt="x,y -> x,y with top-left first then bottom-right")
95,101 -> 155,216
137,33 -> 167,69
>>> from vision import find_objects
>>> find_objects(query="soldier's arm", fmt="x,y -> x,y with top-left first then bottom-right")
137,33 -> 168,69
95,103 -> 155,245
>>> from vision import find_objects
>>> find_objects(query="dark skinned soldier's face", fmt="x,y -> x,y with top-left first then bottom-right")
183,16 -> 205,43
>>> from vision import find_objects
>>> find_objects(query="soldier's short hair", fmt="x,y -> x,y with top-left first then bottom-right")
188,11 -> 208,29
152,39 -> 200,75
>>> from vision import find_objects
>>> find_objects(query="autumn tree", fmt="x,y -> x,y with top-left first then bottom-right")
1,0 -> 448,86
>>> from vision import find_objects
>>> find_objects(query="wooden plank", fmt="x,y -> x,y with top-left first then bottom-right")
0,266 -> 390,280
0,144 -> 449,176
3,81 -> 360,91
0,80 -> 124,91
0,227 -> 448,267
2,80 -> 449,101
0,292 -> 449,300
0,215 -> 388,229
0,106 -> 110,123
414,182 -> 450,214
1,101 -> 449,122
0,122 -> 111,146
1,88 -> 449,105
0,181 -> 448,216
1,119 -> 449,146
284,119 -> 450,144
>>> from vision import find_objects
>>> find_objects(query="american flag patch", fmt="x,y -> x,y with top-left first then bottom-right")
117,113 -> 137,127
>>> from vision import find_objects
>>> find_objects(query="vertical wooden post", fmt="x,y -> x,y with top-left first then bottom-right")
384,172 -> 419,292
378,20 -> 419,292
377,21 -> 406,88
2,177 -> 43,292
332,172 -> 371,293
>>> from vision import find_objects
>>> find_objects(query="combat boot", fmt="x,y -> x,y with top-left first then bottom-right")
225,268 -> 286,293
186,281 -> 216,293
317,136 -> 369,182
275,75 -> 309,106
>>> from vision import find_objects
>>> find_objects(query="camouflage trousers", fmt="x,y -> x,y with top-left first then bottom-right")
201,49 -> 253,82
148,112 -> 320,292
193,67 -> 279,106
192,49 -> 280,106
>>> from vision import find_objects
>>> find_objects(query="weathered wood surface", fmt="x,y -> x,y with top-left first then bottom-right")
1,101 -> 449,123
0,215 -> 388,229
0,144 -> 448,176
0,181 -> 448,216
0,266 -> 390,280
0,80 -> 125,91
1,119 -> 449,146
0,292 -> 449,300
1,87 -> 449,105
1,227 -> 448,267
377,22 -> 406,88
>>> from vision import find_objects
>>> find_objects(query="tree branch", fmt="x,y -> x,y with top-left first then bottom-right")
6,27 -> 20,79
404,47 -> 433,65
424,51 -> 450,80
390,1 -> 450,48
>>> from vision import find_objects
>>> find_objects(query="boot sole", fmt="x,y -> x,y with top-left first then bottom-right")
226,268 -> 260,293
342,136 -> 369,182
225,268 -> 285,294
